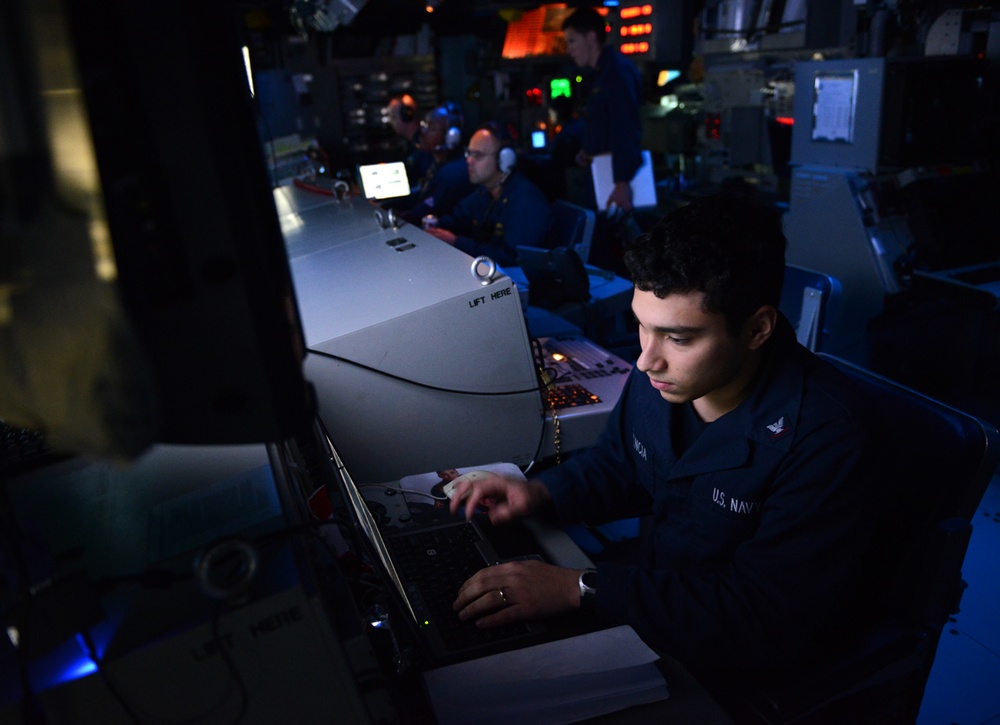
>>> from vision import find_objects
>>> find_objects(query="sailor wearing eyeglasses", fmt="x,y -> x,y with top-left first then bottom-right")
423,122 -> 551,268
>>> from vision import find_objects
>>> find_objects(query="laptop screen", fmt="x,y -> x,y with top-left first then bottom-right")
318,426 -> 417,622
357,162 -> 411,200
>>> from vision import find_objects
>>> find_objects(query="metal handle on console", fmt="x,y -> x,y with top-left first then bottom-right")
373,208 -> 399,229
471,256 -> 497,285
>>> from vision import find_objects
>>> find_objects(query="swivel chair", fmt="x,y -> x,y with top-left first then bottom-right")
514,201 -> 599,336
779,264 -> 841,352
544,200 -> 596,263
516,200 -> 634,344
733,354 -> 1000,724
513,200 -> 595,310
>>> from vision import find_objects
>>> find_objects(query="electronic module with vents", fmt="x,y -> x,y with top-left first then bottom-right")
535,336 -> 632,457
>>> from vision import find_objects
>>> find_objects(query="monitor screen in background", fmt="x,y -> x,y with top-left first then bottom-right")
550,77 -> 572,99
810,70 -> 857,144
656,69 -> 683,87
357,162 -> 411,200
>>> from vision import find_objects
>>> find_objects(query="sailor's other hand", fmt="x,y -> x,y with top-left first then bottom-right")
453,560 -> 581,628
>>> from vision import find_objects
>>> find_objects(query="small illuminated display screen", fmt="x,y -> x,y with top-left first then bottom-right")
657,69 -> 682,86
532,130 -> 547,149
550,77 -> 572,99
357,161 -> 411,200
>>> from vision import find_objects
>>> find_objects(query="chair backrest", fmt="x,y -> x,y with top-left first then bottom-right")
736,355 -> 1000,723
779,264 -> 841,352
516,245 -> 591,308
544,200 -> 596,264
820,354 -> 1000,631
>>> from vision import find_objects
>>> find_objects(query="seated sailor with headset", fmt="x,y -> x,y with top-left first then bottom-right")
398,102 -> 474,226
423,122 -> 551,268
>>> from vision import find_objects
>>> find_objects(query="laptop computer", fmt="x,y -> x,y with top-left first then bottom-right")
317,427 -> 596,666
357,161 -> 412,201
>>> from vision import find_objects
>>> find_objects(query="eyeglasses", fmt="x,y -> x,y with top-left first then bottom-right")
464,149 -> 492,160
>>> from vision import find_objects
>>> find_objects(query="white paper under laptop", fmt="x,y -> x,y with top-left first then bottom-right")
590,150 -> 657,211
357,161 -> 411,200
424,625 -> 669,725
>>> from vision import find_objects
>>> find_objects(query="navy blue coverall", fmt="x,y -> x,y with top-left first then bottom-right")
539,317 -> 883,674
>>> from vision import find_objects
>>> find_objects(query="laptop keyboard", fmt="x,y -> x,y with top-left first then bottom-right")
1,419 -> 51,473
388,523 -> 532,651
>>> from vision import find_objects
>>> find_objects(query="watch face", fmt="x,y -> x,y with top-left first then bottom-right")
582,570 -> 597,591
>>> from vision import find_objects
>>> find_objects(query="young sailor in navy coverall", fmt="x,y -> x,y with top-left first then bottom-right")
448,193 -> 883,680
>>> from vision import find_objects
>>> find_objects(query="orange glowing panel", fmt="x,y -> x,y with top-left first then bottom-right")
501,4 -> 573,60
620,5 -> 653,20
620,41 -> 650,54
620,23 -> 653,36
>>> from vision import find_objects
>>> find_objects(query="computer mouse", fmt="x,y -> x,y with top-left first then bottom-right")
443,469 -> 493,501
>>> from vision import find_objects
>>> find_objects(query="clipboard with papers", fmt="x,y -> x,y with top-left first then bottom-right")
590,151 -> 657,211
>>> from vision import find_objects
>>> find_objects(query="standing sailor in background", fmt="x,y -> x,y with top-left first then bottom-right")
562,6 -> 643,215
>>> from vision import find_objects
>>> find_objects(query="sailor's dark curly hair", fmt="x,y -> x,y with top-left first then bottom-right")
624,193 -> 787,336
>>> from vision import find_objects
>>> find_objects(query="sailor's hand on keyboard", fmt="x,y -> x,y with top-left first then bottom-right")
453,559 -> 580,628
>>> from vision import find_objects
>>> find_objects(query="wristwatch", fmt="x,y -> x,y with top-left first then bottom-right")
578,568 -> 597,607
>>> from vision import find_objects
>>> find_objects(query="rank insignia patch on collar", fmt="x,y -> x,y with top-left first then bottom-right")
766,416 -> 789,439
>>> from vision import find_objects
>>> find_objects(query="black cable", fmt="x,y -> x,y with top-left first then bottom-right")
1,481 -> 48,723
79,630 -> 142,724
86,520 -> 352,602
528,335 -> 563,465
358,483 -> 449,501
313,342 -> 558,470
309,349 -> 545,397
91,567 -> 191,596
12,598 -> 44,725
211,603 -> 249,725
299,525 -> 384,603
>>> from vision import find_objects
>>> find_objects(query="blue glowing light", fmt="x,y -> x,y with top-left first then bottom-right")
28,635 -> 99,692
59,656 -> 98,684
